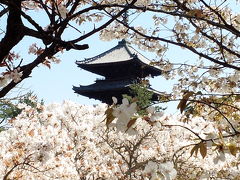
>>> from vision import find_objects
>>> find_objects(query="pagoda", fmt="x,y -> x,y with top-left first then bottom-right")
73,40 -> 162,104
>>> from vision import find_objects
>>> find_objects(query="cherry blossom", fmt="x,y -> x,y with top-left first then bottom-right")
10,68 -> 23,83
58,4 -> 68,18
0,98 -> 240,179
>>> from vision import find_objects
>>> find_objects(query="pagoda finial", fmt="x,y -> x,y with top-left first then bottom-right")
118,39 -> 127,45
123,10 -> 129,25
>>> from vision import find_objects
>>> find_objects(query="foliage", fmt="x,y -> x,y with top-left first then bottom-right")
0,127 -> 4,133
130,83 -> 154,108
18,91 -> 44,110
0,92 -> 43,130
123,81 -> 154,115
0,100 -> 21,120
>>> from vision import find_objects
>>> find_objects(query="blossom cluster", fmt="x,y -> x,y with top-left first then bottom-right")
0,68 -> 23,88
0,98 -> 240,179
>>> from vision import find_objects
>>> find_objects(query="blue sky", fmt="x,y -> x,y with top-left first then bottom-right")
0,6 -> 196,114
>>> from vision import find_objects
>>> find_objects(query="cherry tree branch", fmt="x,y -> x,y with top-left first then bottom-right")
120,22 -> 240,70
69,0 -> 138,44
191,99 -> 239,134
0,44 -> 56,98
199,0 -> 240,36
0,0 -> 24,63
0,6 -> 8,17
189,19 -> 240,59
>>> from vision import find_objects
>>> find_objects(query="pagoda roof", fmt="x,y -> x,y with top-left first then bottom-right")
76,40 -> 161,78
73,79 -> 162,104
73,79 -> 133,93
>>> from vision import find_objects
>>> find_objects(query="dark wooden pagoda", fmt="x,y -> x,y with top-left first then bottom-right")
73,40 -> 162,104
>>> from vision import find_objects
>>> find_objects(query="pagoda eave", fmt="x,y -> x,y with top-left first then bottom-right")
73,85 -> 130,104
76,58 -> 161,78
73,80 -> 161,104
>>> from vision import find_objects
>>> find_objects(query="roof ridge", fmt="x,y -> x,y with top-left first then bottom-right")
76,40 -> 127,64
123,42 -> 136,58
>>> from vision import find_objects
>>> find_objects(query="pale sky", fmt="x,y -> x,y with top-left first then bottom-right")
0,7 -> 195,114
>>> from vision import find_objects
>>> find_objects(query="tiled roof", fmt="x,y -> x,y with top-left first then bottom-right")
73,79 -> 134,93
76,40 -> 159,69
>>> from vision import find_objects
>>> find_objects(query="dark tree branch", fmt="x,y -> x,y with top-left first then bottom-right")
54,0 -> 81,38
20,11 -> 45,33
73,1 -> 137,44
68,0 -> 80,15
3,163 -> 19,180
0,0 -> 8,5
0,7 -> 8,17
191,99 -> 239,134
163,124 -> 204,140
98,2 -> 240,38
38,0 -> 52,22
0,35 -> 88,98
23,27 -> 89,50
116,19 -> 240,71
0,0 -> 24,63
172,0 -> 240,37
199,0 -> 240,36
188,19 -> 240,59
0,44 -> 55,98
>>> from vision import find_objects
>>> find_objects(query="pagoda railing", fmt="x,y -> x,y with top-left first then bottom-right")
77,58 -> 95,64
96,77 -> 105,81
